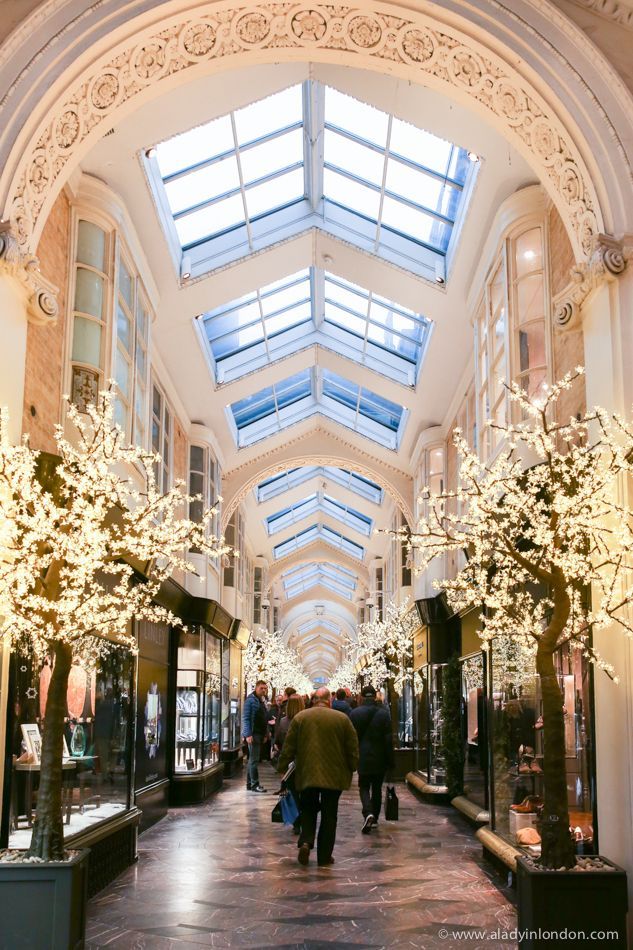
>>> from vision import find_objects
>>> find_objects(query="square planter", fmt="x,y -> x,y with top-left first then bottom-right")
0,848 -> 89,950
516,855 -> 628,949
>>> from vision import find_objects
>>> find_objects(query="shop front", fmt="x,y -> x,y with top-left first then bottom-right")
410,594 -> 461,788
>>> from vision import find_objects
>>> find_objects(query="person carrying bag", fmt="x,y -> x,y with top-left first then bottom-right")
349,685 -> 395,834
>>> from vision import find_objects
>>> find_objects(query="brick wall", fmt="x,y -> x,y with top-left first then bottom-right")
22,191 -> 71,450
548,205 -> 586,421
549,204 -> 575,298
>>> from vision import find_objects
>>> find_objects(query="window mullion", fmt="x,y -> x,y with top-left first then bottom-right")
374,114 -> 392,253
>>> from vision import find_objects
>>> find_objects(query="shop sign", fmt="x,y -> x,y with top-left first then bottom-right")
412,628 -> 428,671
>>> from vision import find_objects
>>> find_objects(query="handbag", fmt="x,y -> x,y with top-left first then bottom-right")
385,785 -> 399,821
279,789 -> 299,826
271,798 -> 284,823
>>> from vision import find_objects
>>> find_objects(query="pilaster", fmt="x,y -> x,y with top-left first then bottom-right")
0,223 -> 59,442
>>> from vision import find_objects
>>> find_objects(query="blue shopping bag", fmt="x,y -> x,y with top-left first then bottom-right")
279,789 -> 299,826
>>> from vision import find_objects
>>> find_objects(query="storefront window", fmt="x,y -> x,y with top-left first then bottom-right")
204,636 -> 221,767
490,640 -> 595,858
7,648 -> 133,848
461,653 -> 487,808
429,665 -> 446,785
222,642 -> 242,750
175,627 -> 223,773
397,680 -> 414,748
413,668 -> 429,775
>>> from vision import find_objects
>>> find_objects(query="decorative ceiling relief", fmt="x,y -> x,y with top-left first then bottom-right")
7,1 -> 602,260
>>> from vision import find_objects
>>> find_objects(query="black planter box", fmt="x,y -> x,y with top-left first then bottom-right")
0,848 -> 89,950
516,855 -> 628,949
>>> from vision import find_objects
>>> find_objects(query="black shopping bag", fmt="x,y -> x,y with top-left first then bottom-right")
385,785 -> 399,821
271,798 -> 284,823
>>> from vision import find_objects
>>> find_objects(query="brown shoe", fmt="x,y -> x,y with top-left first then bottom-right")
298,843 -> 310,866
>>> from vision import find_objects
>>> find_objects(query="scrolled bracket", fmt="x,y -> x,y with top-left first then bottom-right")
0,221 -> 58,325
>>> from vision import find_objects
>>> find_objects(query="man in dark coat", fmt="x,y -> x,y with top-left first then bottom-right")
242,680 -> 269,792
349,684 -> 394,833
332,688 -> 352,715
278,687 -> 359,867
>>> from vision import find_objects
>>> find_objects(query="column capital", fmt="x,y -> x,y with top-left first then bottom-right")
553,233 -> 633,329
0,222 -> 58,326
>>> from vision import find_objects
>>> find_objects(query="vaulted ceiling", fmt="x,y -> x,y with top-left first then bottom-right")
81,61 -> 535,680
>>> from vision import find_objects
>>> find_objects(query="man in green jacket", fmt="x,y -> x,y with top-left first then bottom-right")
278,687 -> 359,867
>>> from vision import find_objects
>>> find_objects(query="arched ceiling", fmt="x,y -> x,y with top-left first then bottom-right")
74,58 -> 537,680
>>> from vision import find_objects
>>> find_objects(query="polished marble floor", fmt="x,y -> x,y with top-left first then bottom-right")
86,765 -> 517,949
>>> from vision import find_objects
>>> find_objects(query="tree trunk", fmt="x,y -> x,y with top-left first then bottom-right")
536,645 -> 575,869
27,641 -> 73,861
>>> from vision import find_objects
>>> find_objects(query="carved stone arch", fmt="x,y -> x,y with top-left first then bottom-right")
0,0 -> 618,263
222,452 -> 413,531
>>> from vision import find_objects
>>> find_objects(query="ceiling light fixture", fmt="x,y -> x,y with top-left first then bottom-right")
181,254 -> 192,281
467,151 -> 479,162
145,146 -> 157,159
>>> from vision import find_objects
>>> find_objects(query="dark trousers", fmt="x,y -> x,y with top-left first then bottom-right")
299,787 -> 341,863
359,772 -> 385,819
246,735 -> 263,787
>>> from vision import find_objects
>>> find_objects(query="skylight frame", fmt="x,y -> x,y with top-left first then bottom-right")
273,524 -> 365,560
200,267 -> 432,386
228,369 -> 407,450
255,466 -> 383,504
281,561 -> 357,600
148,81 -> 477,283
265,490 -> 373,537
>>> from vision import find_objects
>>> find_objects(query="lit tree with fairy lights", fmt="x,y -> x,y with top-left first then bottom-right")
403,367 -> 633,868
0,389 -> 231,861
243,629 -> 312,695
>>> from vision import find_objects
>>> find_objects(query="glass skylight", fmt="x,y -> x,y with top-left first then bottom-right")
150,81 -> 474,281
201,268 -> 431,385
255,466 -> 383,504
228,368 -> 406,449
282,562 -> 357,600
265,491 -> 373,536
156,85 -> 305,249
273,524 -> 365,560
297,618 -> 342,636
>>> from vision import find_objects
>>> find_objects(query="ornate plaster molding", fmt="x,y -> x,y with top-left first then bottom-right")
0,223 -> 59,325
563,0 -> 633,29
553,232 -> 632,328
222,425 -> 414,531
6,1 -> 601,259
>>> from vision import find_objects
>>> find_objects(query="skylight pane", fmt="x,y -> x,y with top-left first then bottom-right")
324,129 -> 385,186
276,370 -> 311,409
164,156 -> 240,215
325,87 -> 388,146
323,303 -> 365,338
232,387 -> 275,428
156,115 -> 234,178
324,277 -> 367,313
368,301 -> 421,338
322,372 -> 358,411
246,167 -> 305,219
366,328 -> 419,361
176,193 -> 245,246
211,325 -> 264,359
380,196 -> 435,245
358,390 -> 402,430
261,276 -> 309,315
240,128 -> 304,185
323,168 -> 380,221
234,85 -> 302,144
265,302 -> 311,336
389,119 -> 454,178
385,161 -> 445,215
206,299 -> 260,338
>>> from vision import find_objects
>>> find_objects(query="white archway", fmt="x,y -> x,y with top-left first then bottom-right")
3,0 -> 633,266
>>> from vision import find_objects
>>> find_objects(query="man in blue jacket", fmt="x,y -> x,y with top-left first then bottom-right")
349,684 -> 394,833
242,680 -> 269,792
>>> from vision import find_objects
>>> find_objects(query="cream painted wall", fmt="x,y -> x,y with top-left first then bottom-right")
0,276 -> 28,444
582,271 -> 633,910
